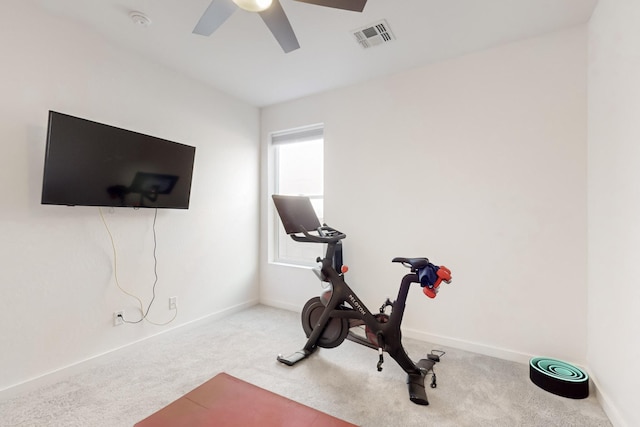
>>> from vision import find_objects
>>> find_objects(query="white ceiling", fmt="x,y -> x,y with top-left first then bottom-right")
35,0 -> 597,107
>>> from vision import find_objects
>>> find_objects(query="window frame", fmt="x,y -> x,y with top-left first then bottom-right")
270,124 -> 324,266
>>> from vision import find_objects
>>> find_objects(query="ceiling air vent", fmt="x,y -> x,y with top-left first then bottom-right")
352,19 -> 395,49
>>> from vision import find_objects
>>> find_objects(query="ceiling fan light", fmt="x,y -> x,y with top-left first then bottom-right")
232,0 -> 273,12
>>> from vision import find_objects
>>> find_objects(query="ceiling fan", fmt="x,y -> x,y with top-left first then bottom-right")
193,0 -> 368,53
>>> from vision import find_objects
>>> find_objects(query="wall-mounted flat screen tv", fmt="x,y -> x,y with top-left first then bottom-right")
41,111 -> 196,209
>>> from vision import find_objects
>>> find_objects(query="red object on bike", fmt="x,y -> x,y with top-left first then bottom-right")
423,266 -> 451,299
423,287 -> 438,298
437,266 -> 451,281
341,265 -> 349,274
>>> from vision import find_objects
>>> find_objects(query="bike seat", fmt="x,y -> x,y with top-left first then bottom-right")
392,257 -> 430,270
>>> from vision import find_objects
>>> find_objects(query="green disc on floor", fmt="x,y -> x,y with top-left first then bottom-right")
529,357 -> 589,399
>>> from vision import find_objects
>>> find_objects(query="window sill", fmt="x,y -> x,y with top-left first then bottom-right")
269,260 -> 316,269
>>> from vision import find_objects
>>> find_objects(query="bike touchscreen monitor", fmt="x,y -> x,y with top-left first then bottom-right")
272,195 -> 322,235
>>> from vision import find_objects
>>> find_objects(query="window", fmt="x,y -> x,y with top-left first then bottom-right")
271,125 -> 324,265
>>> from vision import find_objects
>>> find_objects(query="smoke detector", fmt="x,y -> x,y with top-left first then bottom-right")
129,11 -> 152,27
352,19 -> 395,49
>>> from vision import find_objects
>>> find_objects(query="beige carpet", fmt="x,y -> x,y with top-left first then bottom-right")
2,305 -> 611,426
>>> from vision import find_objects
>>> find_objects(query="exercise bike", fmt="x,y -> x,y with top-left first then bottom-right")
272,195 -> 452,405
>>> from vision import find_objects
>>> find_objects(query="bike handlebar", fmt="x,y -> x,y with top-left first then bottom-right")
290,225 -> 346,244
291,222 -> 452,298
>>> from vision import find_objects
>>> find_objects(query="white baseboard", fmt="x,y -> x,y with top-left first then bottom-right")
259,298 -> 301,313
260,303 -> 565,367
402,327 -> 534,364
0,299 -> 258,397
589,373 -> 627,427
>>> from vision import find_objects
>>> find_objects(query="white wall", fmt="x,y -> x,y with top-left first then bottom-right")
261,27 -> 587,365
588,1 -> 640,426
0,2 -> 260,391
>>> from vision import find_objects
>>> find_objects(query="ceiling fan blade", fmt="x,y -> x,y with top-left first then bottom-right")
293,0 -> 367,12
259,0 -> 300,53
193,0 -> 237,36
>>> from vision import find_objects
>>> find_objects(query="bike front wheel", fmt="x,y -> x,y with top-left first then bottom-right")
301,297 -> 349,348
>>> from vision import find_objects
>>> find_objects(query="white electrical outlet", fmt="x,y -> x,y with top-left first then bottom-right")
113,310 -> 124,326
169,296 -> 177,310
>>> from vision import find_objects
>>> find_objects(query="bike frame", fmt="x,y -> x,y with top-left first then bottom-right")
303,239 -> 423,376
272,194 -> 446,404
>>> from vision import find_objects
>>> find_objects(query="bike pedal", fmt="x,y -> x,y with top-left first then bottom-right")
377,348 -> 384,371
427,354 -> 440,362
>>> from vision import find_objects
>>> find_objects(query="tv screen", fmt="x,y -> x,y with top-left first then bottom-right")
41,111 -> 196,209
